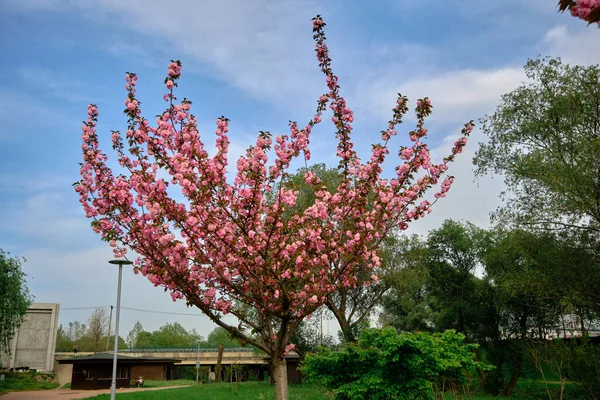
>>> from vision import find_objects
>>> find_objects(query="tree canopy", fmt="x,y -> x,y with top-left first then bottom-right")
0,249 -> 32,362
474,57 -> 600,234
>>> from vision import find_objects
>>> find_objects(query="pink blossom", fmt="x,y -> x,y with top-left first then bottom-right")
74,16 -> 470,384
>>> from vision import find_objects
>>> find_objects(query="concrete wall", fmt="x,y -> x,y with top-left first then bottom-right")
53,360 -> 73,385
0,303 -> 60,371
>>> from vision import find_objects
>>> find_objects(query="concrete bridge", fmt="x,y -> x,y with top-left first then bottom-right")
53,348 -> 302,386
55,347 -> 268,366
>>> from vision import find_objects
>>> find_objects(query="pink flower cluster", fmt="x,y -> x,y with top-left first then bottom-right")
561,0 -> 600,26
75,16 -> 471,357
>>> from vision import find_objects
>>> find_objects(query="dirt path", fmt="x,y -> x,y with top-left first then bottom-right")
0,385 -> 191,400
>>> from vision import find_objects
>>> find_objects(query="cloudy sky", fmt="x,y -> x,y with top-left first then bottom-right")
0,0 -> 599,340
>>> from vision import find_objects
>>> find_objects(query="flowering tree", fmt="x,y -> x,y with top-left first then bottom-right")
559,0 -> 600,26
75,16 -> 471,399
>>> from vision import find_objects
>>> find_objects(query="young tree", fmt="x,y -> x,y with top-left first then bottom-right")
87,307 -> 110,352
75,16 -> 471,399
558,0 -> 600,26
67,321 -> 86,342
126,321 -> 144,348
0,249 -> 32,363
55,325 -> 74,352
474,57 -> 600,234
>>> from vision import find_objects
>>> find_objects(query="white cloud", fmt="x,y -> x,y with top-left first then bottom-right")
407,127 -> 505,236
78,0 -> 325,110
354,67 -> 525,126
542,25 -> 600,66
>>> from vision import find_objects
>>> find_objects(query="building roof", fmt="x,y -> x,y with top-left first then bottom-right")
57,352 -> 181,364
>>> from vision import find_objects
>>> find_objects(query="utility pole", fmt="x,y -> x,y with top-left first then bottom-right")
106,305 -> 113,351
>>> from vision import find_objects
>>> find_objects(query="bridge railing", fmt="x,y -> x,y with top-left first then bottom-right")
123,347 -> 260,353
55,347 -> 267,356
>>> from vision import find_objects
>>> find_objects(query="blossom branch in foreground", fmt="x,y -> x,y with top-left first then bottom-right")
558,0 -> 600,26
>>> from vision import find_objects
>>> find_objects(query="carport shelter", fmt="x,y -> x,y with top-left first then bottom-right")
57,353 -> 181,390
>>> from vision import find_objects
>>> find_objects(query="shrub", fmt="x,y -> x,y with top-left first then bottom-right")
301,328 -> 490,400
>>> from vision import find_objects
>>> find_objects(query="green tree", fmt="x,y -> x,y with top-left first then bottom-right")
206,327 -> 243,348
126,321 -> 144,348
425,220 -> 491,340
146,322 -> 202,348
379,234 -> 432,332
0,250 -> 33,363
55,325 -> 74,352
474,57 -> 600,234
381,221 -> 490,338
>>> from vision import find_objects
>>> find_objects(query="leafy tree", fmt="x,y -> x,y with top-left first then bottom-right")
67,321 -> 86,342
0,250 -> 32,363
474,57 -> 600,234
56,325 -> 73,352
134,330 -> 153,349
206,327 -> 242,348
379,234 -> 432,332
86,307 -> 109,352
146,322 -> 202,348
126,321 -> 144,348
425,220 -> 491,340
74,16 -> 471,400
380,221 -> 490,340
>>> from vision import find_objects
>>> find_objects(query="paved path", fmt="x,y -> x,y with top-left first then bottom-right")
0,385 -> 191,400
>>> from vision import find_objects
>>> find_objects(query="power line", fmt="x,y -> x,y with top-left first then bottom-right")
60,305 -> 211,317
121,307 -> 204,317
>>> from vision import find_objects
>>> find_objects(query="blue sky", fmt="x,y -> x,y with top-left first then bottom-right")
0,0 -> 599,340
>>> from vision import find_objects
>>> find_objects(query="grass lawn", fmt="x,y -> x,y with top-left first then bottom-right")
83,381 -> 329,400
141,379 -> 196,388
0,371 -> 60,395
81,379 -> 587,400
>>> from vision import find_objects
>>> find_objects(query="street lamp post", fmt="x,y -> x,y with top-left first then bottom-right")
196,339 -> 201,385
108,259 -> 133,400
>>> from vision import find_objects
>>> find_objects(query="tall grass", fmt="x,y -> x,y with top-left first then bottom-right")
0,371 -> 60,395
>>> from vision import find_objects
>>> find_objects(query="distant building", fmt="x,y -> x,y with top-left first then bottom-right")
0,303 -> 60,372
57,353 -> 181,390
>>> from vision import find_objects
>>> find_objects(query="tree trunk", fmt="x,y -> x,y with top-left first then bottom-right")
272,356 -> 289,400
215,343 -> 224,383
502,351 -> 522,396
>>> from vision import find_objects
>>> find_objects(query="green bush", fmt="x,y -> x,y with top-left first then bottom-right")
301,328 -> 491,400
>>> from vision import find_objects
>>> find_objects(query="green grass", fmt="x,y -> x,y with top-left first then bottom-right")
140,379 -> 196,388
80,380 -> 589,400
83,381 -> 329,400
0,371 -> 60,395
